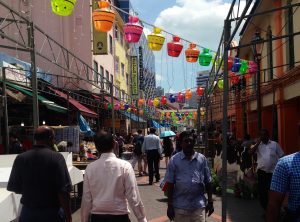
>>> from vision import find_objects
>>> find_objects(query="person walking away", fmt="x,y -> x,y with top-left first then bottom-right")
142,128 -> 162,185
249,128 -> 284,213
7,126 -> 72,222
81,130 -> 147,222
267,123 -> 300,222
165,131 -> 214,222
132,129 -> 145,176
8,133 -> 23,154
116,133 -> 125,158
162,137 -> 174,166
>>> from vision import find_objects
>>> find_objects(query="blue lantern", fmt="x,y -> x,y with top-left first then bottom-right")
168,94 -> 176,103
232,57 -> 241,73
124,103 -> 129,110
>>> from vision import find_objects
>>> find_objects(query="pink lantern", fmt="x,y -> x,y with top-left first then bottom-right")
177,92 -> 184,103
248,61 -> 257,74
124,16 -> 143,43
167,36 -> 183,57
148,99 -> 153,107
114,103 -> 120,110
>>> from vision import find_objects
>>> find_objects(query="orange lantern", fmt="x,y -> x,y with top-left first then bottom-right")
148,27 -> 165,51
196,86 -> 204,96
185,43 -> 200,63
193,111 -> 197,119
153,98 -> 160,107
139,109 -> 144,115
138,98 -> 144,106
92,1 -> 115,32
185,89 -> 192,100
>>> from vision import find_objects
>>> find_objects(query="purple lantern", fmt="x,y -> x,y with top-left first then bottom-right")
231,57 -> 241,73
124,103 -> 129,110
248,61 -> 257,74
124,16 -> 143,43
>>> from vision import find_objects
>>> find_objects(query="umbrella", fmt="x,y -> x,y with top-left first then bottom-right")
160,130 -> 176,138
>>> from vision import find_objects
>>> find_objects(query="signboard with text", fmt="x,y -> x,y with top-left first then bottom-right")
131,56 -> 138,96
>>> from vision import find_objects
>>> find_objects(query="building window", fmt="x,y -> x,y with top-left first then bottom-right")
126,73 -> 129,86
114,25 -> 119,40
110,74 -> 113,84
100,65 -> 104,88
109,35 -> 113,54
106,70 -> 110,91
120,32 -> 124,46
115,56 -> 119,75
121,63 -> 125,77
93,60 -> 98,84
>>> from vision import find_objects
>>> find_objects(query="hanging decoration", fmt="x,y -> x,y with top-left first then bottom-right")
239,60 -> 248,74
193,111 -> 197,119
92,1 -> 115,32
161,96 -> 167,105
127,107 -> 131,112
217,79 -> 224,89
198,48 -> 212,66
185,89 -> 192,100
232,57 -> 241,72
167,36 -> 183,57
138,98 -> 145,106
177,92 -> 184,102
248,61 -> 257,74
107,103 -> 112,110
147,27 -> 165,51
124,103 -> 129,110
139,109 -> 144,115
229,72 -> 240,85
196,86 -> 204,96
104,102 -> 108,110
114,103 -> 120,110
120,103 -> 124,110
227,57 -> 233,71
153,98 -> 160,107
185,43 -> 200,63
168,94 -> 176,103
148,99 -> 153,107
51,0 -> 77,16
124,16 -> 143,43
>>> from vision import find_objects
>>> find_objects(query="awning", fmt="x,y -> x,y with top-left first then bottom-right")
48,87 -> 98,118
120,111 -> 146,123
79,114 -> 95,137
5,82 -> 67,113
104,96 -> 121,106
152,120 -> 163,129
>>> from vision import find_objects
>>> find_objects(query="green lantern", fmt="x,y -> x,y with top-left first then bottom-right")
239,60 -> 248,75
198,48 -> 212,66
217,79 -> 224,89
51,0 -> 76,16
107,103 -> 112,110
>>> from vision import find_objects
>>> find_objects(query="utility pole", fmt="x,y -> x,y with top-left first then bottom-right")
1,67 -> 9,153
110,82 -> 115,135
28,22 -> 39,129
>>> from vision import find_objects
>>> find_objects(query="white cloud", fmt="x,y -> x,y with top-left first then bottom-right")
154,0 -> 246,51
155,73 -> 164,81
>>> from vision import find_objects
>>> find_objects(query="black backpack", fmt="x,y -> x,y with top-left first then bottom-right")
133,137 -> 143,155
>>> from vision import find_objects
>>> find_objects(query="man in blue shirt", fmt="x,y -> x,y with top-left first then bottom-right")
165,131 -> 214,222
267,124 -> 300,222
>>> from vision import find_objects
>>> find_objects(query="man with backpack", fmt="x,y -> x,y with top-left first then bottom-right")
132,129 -> 145,176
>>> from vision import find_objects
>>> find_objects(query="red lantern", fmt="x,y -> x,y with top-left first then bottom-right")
148,99 -> 153,107
124,16 -> 143,43
244,73 -> 252,79
177,92 -> 184,102
104,102 -> 108,109
161,96 -> 167,105
167,36 -> 183,57
227,57 -> 233,71
230,72 -> 239,84
196,86 -> 204,96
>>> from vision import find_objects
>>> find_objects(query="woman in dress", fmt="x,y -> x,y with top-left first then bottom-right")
162,137 -> 174,166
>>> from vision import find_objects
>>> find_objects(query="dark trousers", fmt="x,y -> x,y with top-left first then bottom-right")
257,169 -> 273,210
19,205 -> 63,222
91,214 -> 131,222
147,149 -> 160,183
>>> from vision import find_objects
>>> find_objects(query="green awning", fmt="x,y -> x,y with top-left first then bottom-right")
5,82 -> 67,113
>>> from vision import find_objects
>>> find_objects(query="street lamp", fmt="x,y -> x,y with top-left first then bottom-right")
251,31 -> 264,131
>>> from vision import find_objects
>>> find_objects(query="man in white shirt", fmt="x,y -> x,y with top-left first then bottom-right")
81,130 -> 147,222
249,128 -> 284,212
142,128 -> 162,185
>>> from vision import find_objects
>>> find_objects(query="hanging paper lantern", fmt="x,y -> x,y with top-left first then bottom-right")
196,86 -> 204,96
245,73 -> 252,79
148,99 -> 153,107
139,109 -> 144,115
198,48 -> 212,66
166,112 -> 170,118
239,60 -> 248,75
132,108 -> 137,114
167,36 -> 183,57
127,107 -> 131,112
138,98 -> 145,106
124,103 -> 129,110
248,61 -> 257,74
104,102 -> 108,109
153,98 -> 160,107
92,1 -> 115,32
227,57 -> 233,71
120,103 -> 124,110
185,43 -> 200,63
177,92 -> 184,103
232,57 -> 241,72
184,112 -> 189,117
171,112 -> 176,117
148,27 -> 165,51
185,89 -> 192,100
124,16 -> 143,43
107,103 -> 112,110
161,96 -> 167,105
229,72 -> 239,85
193,111 -> 197,119
168,94 -> 176,103
217,79 -> 224,89
114,103 -> 120,110
51,0 -> 76,16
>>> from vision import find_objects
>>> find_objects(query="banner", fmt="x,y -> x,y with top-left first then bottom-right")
131,56 -> 138,96
138,46 -> 144,90
92,0 -> 108,55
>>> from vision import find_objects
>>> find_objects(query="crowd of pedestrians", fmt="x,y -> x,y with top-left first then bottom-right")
6,124 -> 300,222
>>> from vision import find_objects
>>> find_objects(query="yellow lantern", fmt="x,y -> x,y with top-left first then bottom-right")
92,1 -> 115,32
51,0 -> 76,16
148,27 -> 165,51
127,107 -> 131,113
185,89 -> 192,100
153,98 -> 160,107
